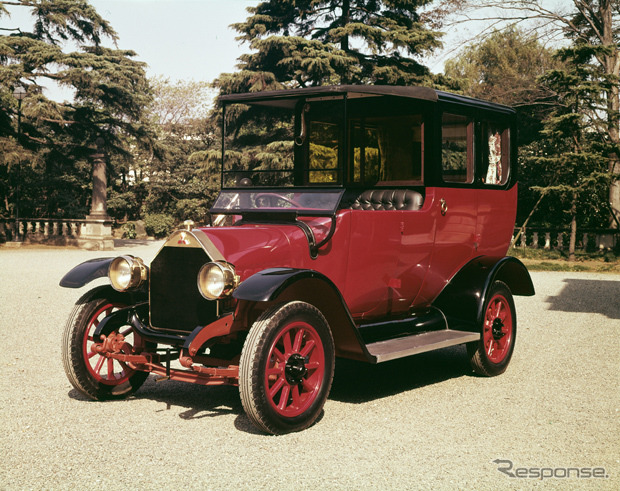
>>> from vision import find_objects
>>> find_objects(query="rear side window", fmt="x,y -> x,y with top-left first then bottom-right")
483,125 -> 510,186
441,113 -> 473,183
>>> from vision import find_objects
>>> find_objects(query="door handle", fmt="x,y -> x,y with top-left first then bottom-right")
440,198 -> 448,216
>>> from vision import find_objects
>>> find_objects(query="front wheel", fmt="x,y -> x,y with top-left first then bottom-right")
61,286 -> 151,400
467,281 -> 516,376
239,301 -> 335,434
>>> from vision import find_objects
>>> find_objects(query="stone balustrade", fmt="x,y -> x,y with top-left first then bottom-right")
0,218 -> 86,246
512,227 -> 619,251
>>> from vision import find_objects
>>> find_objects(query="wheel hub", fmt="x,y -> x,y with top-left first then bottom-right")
492,318 -> 505,340
285,354 -> 308,385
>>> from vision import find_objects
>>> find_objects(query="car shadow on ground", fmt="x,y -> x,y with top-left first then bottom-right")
544,278 -> 620,320
113,239 -> 160,248
67,345 -> 473,434
330,345 -> 471,404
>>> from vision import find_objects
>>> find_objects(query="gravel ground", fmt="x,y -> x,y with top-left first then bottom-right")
0,241 -> 618,490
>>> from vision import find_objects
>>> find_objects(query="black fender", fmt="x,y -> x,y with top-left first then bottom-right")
234,268 -> 370,362
59,258 -> 114,288
432,256 -> 535,332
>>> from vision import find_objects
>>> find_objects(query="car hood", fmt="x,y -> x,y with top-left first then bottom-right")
200,223 -> 311,281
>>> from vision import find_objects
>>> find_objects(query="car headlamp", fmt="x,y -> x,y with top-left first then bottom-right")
197,261 -> 238,300
108,255 -> 148,292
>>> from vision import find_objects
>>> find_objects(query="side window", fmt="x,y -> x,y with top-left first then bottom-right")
309,121 -> 340,183
351,114 -> 424,185
441,113 -> 473,183
483,125 -> 510,185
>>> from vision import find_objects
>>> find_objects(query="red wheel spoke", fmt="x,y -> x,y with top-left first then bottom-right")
300,339 -> 316,358
486,340 -> 493,357
107,358 -> 114,379
93,355 -> 105,375
268,376 -> 285,398
272,347 -> 285,363
282,330 -> 293,355
305,361 -> 320,370
278,385 -> 291,410
87,350 -> 98,360
293,328 -> 304,352
301,378 -> 315,392
266,365 -> 283,377
291,385 -> 301,407
494,301 -> 502,319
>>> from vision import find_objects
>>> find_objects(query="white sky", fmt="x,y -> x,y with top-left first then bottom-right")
2,0 -> 258,101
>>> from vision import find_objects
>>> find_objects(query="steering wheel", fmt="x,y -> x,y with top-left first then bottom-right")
254,193 -> 302,208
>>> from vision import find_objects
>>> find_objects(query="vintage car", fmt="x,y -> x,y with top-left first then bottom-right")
60,85 -> 534,434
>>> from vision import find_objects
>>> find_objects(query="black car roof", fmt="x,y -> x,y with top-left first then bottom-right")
219,85 -> 515,114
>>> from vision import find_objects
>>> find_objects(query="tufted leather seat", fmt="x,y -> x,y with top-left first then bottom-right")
350,189 -> 424,211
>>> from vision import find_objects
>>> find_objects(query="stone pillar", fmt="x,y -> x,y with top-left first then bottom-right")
78,137 -> 114,250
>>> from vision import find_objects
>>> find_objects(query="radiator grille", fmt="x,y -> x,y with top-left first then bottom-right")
149,246 -> 217,333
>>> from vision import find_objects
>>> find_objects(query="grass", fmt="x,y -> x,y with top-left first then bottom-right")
508,247 -> 620,273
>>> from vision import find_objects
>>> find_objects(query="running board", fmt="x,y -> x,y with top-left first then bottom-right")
365,330 -> 480,363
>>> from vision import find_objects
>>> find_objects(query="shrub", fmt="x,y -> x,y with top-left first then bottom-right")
144,213 -> 175,238
122,222 -> 137,239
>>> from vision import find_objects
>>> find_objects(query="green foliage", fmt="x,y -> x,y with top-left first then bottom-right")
221,0 -> 441,91
144,213 -> 175,238
0,0 -> 155,220
121,222 -> 137,240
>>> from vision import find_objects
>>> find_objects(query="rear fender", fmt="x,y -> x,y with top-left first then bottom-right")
234,268 -> 370,361
59,258 -> 114,288
433,256 -> 535,331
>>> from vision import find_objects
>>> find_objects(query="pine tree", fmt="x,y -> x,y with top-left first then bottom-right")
218,0 -> 442,93
0,0 -> 154,219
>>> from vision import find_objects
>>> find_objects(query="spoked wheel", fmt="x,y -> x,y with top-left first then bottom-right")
239,301 -> 335,434
468,280 -> 516,376
62,286 -> 151,400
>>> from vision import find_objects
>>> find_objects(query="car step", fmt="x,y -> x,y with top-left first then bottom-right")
365,329 -> 481,363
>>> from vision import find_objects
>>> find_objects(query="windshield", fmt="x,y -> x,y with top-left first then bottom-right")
211,189 -> 344,216
221,96 -> 345,188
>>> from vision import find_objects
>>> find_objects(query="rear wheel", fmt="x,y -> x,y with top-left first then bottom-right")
239,301 -> 335,434
61,286 -> 151,400
468,281 -> 516,376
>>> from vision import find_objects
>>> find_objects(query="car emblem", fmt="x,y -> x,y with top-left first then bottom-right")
178,232 -> 190,245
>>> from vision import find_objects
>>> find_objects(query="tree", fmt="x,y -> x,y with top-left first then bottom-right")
121,77 -> 218,226
529,44 -> 610,259
0,0 -> 153,219
220,0 -> 442,93
444,27 -> 560,145
432,0 -> 620,226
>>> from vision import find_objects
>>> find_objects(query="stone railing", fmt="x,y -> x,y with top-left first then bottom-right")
512,227 -> 619,251
0,218 -> 86,245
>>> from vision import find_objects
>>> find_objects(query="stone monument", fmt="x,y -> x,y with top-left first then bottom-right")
78,137 -> 114,250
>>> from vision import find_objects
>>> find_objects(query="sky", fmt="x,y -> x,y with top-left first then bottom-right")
2,0 -> 258,101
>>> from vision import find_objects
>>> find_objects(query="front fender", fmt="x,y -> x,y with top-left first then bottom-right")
234,268 -> 371,362
59,258 -> 114,288
433,256 -> 535,331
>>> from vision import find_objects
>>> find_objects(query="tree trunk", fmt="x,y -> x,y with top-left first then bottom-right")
568,191 -> 577,262
598,0 -> 620,226
340,0 -> 350,84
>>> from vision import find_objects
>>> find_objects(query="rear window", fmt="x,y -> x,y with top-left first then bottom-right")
441,113 -> 474,184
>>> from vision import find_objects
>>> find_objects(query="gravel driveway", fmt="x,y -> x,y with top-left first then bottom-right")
1,241 -> 618,490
